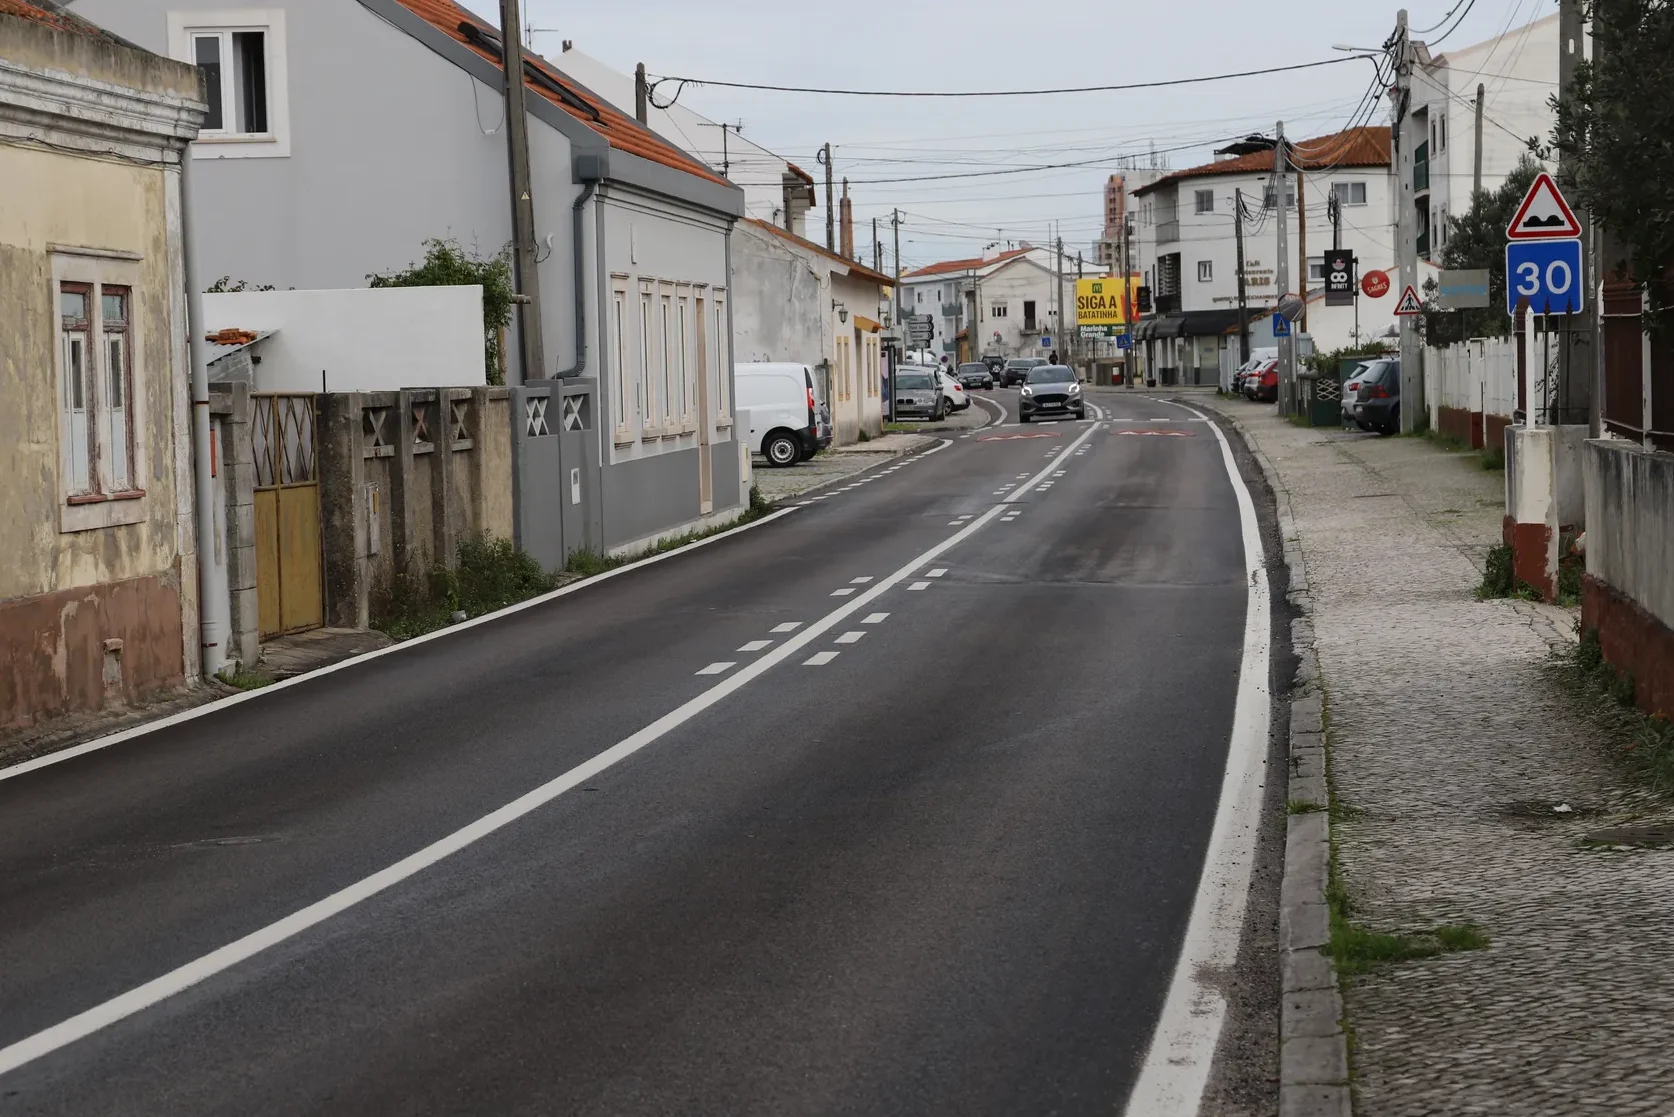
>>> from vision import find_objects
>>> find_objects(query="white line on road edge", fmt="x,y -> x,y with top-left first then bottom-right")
0,507 -> 803,786
1122,402 -> 1271,1117
0,488 -> 1019,1080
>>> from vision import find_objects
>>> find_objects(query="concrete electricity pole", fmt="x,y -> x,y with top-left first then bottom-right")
1559,0 -> 1596,432
1296,165 -> 1309,335
1274,120 -> 1293,413
1055,232 -> 1065,361
1472,82 -> 1485,198
891,208 -> 901,421
873,217 -> 880,273
500,0 -> 544,384
820,143 -> 835,252
1394,9 -> 1421,432
1235,187 -> 1251,364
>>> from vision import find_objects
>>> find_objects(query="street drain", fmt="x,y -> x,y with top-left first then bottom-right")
1582,821 -> 1674,848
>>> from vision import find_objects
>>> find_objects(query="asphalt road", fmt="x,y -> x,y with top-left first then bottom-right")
0,388 -> 1260,1116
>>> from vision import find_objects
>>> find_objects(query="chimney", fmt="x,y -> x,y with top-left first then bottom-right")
839,178 -> 854,260
634,63 -> 647,124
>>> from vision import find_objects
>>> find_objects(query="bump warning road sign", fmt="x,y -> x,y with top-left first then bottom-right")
1506,172 -> 1582,241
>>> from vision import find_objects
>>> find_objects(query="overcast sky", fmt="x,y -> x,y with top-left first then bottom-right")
461,0 -> 1555,268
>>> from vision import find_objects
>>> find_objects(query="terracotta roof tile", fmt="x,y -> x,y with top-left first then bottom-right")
0,0 -> 122,39
391,0 -> 726,187
1132,126 -> 1391,197
744,218 -> 892,286
901,246 -> 1033,280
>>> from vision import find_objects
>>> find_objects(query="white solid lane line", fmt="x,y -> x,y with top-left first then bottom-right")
834,632 -> 866,645
1123,400 -> 1271,1117
862,613 -> 889,624
770,622 -> 802,633
0,489 -> 1017,1080
803,651 -> 840,666
908,581 -> 931,591
737,640 -> 772,653
695,662 -> 735,676
830,588 -> 856,597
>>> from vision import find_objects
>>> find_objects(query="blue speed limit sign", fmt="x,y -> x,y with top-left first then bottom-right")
1505,239 -> 1584,315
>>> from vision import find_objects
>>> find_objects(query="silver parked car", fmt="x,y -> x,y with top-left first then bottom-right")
892,367 -> 947,420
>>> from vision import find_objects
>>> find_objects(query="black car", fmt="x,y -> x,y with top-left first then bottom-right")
955,362 -> 994,390
1002,357 -> 1047,387
1351,358 -> 1401,434
1018,364 -> 1085,422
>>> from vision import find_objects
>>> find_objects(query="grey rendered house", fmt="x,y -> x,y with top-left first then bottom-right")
68,0 -> 748,554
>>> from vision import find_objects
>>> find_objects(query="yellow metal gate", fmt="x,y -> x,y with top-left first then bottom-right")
252,393 -> 322,637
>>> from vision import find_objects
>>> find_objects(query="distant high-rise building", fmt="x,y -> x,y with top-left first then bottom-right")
1096,171 -> 1163,271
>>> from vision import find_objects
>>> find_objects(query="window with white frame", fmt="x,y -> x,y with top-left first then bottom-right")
610,276 -> 630,441
1197,260 -> 1213,282
170,10 -> 290,157
1308,258 -> 1325,282
991,303 -> 1008,318
1439,113 -> 1447,151
659,287 -> 676,430
1332,181 -> 1368,206
713,290 -> 731,424
1262,186 -> 1296,210
638,283 -> 656,435
1194,189 -> 1214,214
54,266 -> 143,521
677,293 -> 693,425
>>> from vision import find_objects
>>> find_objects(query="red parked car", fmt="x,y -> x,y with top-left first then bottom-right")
1243,359 -> 1279,403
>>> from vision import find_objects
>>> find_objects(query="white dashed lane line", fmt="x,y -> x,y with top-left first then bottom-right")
830,588 -> 856,597
863,613 -> 889,624
737,640 -> 772,653
804,651 -> 840,666
834,631 -> 866,645
908,581 -> 931,591
696,662 -> 735,676
771,622 -> 802,633
850,576 -> 874,584
927,569 -> 947,578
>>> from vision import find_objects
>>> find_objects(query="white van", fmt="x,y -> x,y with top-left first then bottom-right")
734,363 -> 821,467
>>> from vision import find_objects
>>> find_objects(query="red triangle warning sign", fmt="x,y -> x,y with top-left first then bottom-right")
1393,285 -> 1424,315
1506,172 -> 1581,240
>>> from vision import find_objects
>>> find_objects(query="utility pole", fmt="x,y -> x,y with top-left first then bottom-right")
1559,0 -> 1596,432
1055,232 -> 1065,362
820,143 -> 834,252
634,62 -> 647,125
1122,215 -> 1135,386
1472,82 -> 1486,198
1235,187 -> 1251,364
1274,119 -> 1293,414
873,216 -> 880,273
501,0 -> 544,383
1394,9 -> 1421,432
891,208 -> 901,421
1296,165 -> 1309,335
1329,192 -> 1341,251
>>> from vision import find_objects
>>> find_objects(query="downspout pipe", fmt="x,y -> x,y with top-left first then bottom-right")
179,154 -> 228,678
554,153 -> 604,377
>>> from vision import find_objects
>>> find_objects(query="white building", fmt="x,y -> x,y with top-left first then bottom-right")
554,43 -> 816,238
899,244 -> 1091,362
1408,13 -> 1558,263
1131,126 -> 1397,384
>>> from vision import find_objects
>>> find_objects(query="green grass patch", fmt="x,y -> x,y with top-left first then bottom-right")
1329,921 -> 1489,975
219,667 -> 275,690
376,533 -> 557,640
1423,429 -> 1470,453
1476,543 -> 1541,600
1480,447 -> 1505,471
1565,629 -> 1674,794
1287,798 -> 1326,815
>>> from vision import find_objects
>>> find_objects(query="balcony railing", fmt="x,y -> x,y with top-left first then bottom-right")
1414,141 -> 1430,193
1157,219 -> 1181,244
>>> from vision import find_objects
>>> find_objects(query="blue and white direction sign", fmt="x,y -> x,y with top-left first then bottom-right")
1505,238 -> 1584,315
1271,313 -> 1291,338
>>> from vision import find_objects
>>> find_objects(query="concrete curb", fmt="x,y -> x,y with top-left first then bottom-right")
1197,400 -> 1353,1117
762,436 -> 939,504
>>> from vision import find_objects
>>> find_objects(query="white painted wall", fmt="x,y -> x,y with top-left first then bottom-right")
204,286 -> 485,391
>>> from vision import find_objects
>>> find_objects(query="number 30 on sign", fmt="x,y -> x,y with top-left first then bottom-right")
1504,239 -> 1584,316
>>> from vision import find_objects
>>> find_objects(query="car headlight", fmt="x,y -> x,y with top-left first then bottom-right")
1020,386 -> 1033,397
1069,381 -> 1082,394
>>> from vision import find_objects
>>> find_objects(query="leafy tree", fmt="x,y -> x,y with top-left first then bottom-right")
369,239 -> 514,385
1544,0 -> 1674,322
1419,157 -> 1543,343
206,276 -> 276,292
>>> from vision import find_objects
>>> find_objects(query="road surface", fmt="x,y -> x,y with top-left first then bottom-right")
0,389 -> 1271,1116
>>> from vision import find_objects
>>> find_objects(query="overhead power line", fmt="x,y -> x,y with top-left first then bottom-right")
647,55 -> 1378,103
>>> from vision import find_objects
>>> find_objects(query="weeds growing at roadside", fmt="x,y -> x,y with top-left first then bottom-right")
219,667 -> 275,690
1480,447 -> 1505,471
1563,627 -> 1674,795
376,534 -> 556,639
1477,544 -> 1541,600
1287,798 -> 1326,815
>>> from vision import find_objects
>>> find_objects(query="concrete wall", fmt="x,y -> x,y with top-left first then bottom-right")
1582,439 -> 1674,717
0,15 -> 201,727
204,287 -> 487,392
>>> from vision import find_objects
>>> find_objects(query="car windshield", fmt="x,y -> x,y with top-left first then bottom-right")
1027,366 -> 1075,384
1007,359 -> 1042,368
958,364 -> 986,374
896,373 -> 934,390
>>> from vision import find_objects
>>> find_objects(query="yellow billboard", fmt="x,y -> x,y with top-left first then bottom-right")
1076,276 -> 1138,330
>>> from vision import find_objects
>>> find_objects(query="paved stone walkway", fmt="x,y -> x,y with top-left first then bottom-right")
752,432 -> 941,503
1210,399 -> 1674,1116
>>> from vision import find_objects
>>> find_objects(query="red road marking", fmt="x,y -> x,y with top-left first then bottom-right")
977,432 -> 1061,441
1112,429 -> 1193,437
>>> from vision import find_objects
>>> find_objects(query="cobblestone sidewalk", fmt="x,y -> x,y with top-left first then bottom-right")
1209,399 -> 1674,1116
751,432 -> 938,503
